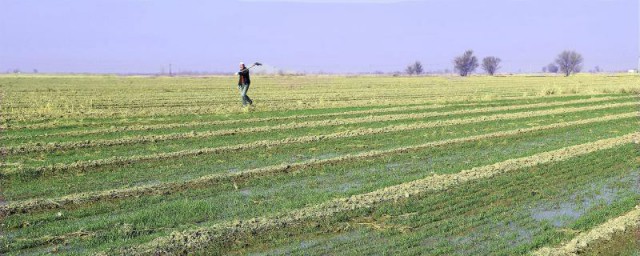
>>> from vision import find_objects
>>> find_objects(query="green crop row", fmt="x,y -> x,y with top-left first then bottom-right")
2,112 -> 633,217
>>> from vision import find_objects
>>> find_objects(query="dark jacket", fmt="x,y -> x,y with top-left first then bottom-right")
237,68 -> 250,85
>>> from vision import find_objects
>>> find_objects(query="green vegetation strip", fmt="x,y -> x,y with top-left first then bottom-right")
5,102 -> 456,138
5,76 -> 639,123
231,145 -> 637,255
5,95 -> 626,140
224,150 -> 633,255
7,117 -> 629,254
117,132 -> 639,255
533,205 -> 640,256
5,98 -> 633,155
2,112 -> 634,217
5,103 -> 437,136
7,94 -> 621,132
6,104 -> 634,179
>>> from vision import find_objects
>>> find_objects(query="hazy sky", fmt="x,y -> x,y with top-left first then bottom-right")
1,0 -> 637,73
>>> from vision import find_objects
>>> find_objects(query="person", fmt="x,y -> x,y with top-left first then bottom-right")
236,62 -> 253,106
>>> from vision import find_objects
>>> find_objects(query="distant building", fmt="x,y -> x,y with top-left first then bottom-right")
628,70 -> 637,73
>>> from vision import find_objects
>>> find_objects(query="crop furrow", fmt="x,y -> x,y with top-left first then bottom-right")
114,132 -> 639,255
5,106 -> 636,179
1,112 -> 636,216
5,96 -> 626,140
5,93 -> 631,127
4,103 -> 451,140
533,205 -> 640,256
4,100 -> 636,155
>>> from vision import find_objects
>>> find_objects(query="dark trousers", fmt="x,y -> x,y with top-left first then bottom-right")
238,83 -> 253,106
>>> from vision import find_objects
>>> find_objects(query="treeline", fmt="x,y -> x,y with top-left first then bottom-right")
407,50 -> 585,77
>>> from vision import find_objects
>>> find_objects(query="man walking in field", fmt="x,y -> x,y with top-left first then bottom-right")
236,62 -> 253,106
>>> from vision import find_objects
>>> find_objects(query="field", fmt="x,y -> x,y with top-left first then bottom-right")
0,74 -> 639,255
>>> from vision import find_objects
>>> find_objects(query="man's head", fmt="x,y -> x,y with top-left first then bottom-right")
239,62 -> 246,69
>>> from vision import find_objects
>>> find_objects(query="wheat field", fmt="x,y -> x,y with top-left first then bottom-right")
1,74 -> 639,255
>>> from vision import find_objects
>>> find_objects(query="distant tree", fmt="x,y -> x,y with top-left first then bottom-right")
593,66 -> 602,73
453,50 -> 479,77
33,69 -> 38,74
542,66 -> 548,73
555,50 -> 583,76
481,56 -> 501,76
413,61 -> 423,75
12,69 -> 20,74
405,65 -> 415,75
406,61 -> 423,75
547,63 -> 559,73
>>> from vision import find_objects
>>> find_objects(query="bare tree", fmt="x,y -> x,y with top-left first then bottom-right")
413,61 -> 423,75
405,65 -> 415,75
406,61 -> 423,75
454,50 -> 478,77
555,50 -> 583,76
542,66 -> 547,73
546,63 -> 559,74
481,56 -> 501,76
593,66 -> 602,73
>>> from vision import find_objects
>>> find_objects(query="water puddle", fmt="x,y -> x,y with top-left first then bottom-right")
531,171 -> 640,227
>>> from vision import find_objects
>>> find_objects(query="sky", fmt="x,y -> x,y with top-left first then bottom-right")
0,0 -> 637,74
